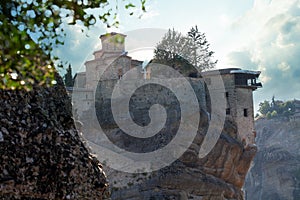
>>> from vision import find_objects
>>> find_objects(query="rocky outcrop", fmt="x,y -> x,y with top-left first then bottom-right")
0,75 -> 108,199
81,79 -> 256,200
103,117 -> 256,200
85,116 -> 256,200
244,118 -> 300,200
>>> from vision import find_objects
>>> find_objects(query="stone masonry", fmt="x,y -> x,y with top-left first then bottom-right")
72,32 -> 262,148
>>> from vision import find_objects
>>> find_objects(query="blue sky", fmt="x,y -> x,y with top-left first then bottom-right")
55,0 -> 300,113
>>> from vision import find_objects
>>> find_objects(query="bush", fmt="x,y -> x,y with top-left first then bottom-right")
266,112 -> 272,119
271,110 -> 278,118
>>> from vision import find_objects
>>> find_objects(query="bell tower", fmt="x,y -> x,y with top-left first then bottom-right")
100,32 -> 126,53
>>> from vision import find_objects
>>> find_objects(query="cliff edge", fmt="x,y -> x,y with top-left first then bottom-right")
81,79 -> 257,200
245,118 -> 300,200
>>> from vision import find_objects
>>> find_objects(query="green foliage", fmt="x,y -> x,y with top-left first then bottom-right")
188,25 -> 217,70
154,29 -> 189,61
258,97 -> 296,119
258,100 -> 271,115
271,110 -> 278,118
152,51 -> 198,77
64,64 -> 74,87
0,0 -> 147,90
266,111 -> 272,119
153,26 -> 217,73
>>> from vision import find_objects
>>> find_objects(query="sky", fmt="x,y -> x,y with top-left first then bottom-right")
54,0 -> 300,113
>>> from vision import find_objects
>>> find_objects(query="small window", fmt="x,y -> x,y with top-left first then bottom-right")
244,108 -> 248,117
225,92 -> 229,98
247,79 -> 252,86
226,108 -> 230,115
118,68 -> 123,79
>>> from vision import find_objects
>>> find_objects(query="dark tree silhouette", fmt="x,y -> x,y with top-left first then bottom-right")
64,65 -> 74,87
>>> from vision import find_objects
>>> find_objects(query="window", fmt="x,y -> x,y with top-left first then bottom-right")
226,108 -> 230,115
118,68 -> 123,79
244,108 -> 248,117
247,79 -> 252,86
225,92 -> 229,98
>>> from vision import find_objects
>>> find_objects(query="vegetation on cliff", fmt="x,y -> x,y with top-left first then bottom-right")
153,26 -> 217,74
257,96 -> 298,119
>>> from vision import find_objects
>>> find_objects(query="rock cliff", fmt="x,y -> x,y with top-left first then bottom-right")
244,118 -> 300,200
101,118 -> 256,200
81,79 -> 257,200
0,75 -> 108,199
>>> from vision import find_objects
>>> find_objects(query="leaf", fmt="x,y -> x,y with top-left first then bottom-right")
0,0 -> 148,90
125,3 -> 135,9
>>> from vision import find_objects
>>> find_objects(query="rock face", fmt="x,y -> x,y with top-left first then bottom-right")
102,118 -> 256,200
81,79 -> 256,200
244,118 -> 300,200
0,75 -> 108,199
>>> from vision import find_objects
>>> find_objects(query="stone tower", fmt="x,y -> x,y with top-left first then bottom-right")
99,32 -> 126,53
72,32 -> 143,116
202,68 -> 262,146
85,32 -> 130,89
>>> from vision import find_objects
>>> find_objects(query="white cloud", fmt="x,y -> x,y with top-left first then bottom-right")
231,0 -> 298,42
278,62 -> 290,71
54,23 -> 105,74
219,14 -> 231,27
140,10 -> 159,19
125,28 -> 166,60
226,0 -> 300,111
